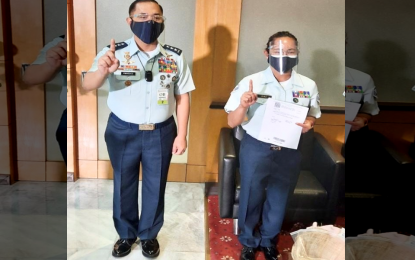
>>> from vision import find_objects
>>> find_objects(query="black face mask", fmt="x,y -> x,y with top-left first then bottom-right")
130,21 -> 164,44
268,55 -> 298,74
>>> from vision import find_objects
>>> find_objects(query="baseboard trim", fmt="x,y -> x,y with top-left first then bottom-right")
0,174 -> 10,185
67,172 -> 74,182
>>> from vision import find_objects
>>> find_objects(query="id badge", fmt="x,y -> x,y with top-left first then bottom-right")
256,94 -> 272,104
114,66 -> 141,81
157,89 -> 168,105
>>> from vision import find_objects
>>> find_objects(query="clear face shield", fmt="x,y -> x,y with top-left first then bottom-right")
268,39 -> 299,74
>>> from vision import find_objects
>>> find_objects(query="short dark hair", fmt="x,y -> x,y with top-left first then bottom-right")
265,31 -> 298,53
129,0 -> 163,15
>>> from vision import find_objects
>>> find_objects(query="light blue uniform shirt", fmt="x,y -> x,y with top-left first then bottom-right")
224,67 -> 321,140
32,36 -> 67,108
88,37 -> 195,124
345,67 -> 379,115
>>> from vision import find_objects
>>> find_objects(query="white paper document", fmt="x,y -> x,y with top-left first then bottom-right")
345,101 -> 361,142
258,99 -> 309,149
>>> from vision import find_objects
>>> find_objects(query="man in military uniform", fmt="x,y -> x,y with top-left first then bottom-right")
82,0 -> 195,258
225,31 -> 321,260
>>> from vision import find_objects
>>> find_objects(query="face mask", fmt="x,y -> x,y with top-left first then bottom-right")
268,55 -> 298,74
130,21 -> 164,44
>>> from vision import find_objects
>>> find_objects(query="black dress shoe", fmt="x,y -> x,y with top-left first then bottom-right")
261,246 -> 279,260
141,238 -> 160,258
112,238 -> 137,257
240,246 -> 256,260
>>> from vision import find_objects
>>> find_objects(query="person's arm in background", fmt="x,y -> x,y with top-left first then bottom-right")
346,76 -> 379,131
23,39 -> 67,85
228,79 -> 257,128
82,39 -> 119,91
346,113 -> 372,131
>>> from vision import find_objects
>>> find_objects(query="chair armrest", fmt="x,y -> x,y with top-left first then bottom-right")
312,132 -> 345,223
218,127 -> 238,218
379,135 -> 415,165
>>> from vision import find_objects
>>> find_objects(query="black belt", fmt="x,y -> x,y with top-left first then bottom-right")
110,113 -> 174,131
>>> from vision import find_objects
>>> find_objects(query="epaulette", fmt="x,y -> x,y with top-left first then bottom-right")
163,44 -> 182,55
107,42 -> 128,51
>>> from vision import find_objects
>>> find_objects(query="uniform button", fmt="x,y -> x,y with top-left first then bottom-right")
146,107 -> 149,109
147,91 -> 150,94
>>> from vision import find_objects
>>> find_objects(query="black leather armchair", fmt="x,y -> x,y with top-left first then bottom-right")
218,126 -> 345,234
344,129 -> 415,236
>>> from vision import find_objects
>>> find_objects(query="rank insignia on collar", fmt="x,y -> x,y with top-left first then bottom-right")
107,41 -> 127,51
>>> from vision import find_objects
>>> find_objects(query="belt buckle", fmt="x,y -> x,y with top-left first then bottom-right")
139,124 -> 155,131
270,145 -> 282,151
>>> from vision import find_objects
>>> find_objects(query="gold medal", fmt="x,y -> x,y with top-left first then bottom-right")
125,80 -> 131,86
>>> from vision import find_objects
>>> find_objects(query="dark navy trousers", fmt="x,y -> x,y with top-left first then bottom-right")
104,113 -> 176,240
56,109 -> 67,165
238,133 -> 302,248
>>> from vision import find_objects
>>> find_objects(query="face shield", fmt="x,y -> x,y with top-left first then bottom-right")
268,39 -> 299,74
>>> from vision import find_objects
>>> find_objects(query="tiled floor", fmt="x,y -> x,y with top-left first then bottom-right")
67,179 -> 206,260
0,181 -> 67,259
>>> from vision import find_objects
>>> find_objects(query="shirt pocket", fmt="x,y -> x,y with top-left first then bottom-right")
346,93 -> 363,103
158,72 -> 178,89
296,98 -> 310,107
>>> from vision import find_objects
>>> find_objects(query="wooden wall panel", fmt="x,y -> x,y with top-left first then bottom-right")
371,111 -> 415,124
18,161 -> 45,181
205,109 -> 229,176
0,65 -> 5,93
211,1 -> 242,102
316,112 -> 345,126
46,161 -> 67,181
187,0 -> 219,169
369,122 -> 415,154
1,0 -> 17,181
166,164 -> 187,182
15,88 -> 46,161
67,0 -> 79,180
0,126 -> 10,174
314,125 -> 345,154
187,0 -> 242,183
97,160 -> 112,179
67,127 -> 74,173
11,0 -> 45,164
0,3 -> 9,177
368,109 -> 414,155
67,71 -> 73,128
315,112 -> 345,155
186,165 -> 206,183
78,160 -> 97,179
73,0 -> 97,166
0,92 -> 7,124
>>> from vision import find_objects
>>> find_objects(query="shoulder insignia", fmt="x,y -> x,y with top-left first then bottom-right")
107,42 -> 128,51
163,44 -> 182,55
